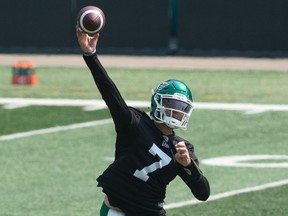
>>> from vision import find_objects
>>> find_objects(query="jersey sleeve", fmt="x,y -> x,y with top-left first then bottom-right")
83,54 -> 131,130
174,137 -> 210,201
178,159 -> 210,201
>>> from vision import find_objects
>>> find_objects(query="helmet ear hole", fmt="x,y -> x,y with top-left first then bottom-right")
155,110 -> 162,119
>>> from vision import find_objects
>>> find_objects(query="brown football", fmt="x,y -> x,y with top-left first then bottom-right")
77,6 -> 105,35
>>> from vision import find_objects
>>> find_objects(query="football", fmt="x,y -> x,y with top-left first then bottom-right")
77,6 -> 105,35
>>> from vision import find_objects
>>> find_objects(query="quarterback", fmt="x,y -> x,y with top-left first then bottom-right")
76,27 -> 210,216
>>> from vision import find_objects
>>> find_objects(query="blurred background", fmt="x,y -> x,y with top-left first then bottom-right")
1,0 -> 288,57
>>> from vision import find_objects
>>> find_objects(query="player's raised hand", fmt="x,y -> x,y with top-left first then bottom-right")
174,141 -> 191,167
76,25 -> 99,53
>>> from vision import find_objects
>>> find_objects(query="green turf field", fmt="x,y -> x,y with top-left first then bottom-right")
0,64 -> 287,216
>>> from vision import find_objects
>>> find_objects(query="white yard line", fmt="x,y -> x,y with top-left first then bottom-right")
1,98 -> 288,113
0,119 -> 112,141
1,98 -> 288,141
165,179 -> 288,209
195,102 -> 288,114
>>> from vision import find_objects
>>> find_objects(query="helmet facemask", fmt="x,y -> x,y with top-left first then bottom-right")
152,92 -> 193,130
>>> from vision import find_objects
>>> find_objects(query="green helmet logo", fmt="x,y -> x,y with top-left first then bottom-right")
150,79 -> 194,130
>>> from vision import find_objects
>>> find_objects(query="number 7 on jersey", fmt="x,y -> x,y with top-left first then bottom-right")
133,144 -> 172,182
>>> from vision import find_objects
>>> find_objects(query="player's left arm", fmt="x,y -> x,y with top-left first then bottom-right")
176,142 -> 210,201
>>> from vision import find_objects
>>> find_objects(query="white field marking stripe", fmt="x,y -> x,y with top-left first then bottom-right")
0,119 -> 113,141
1,98 -> 288,113
195,102 -> 288,114
202,155 -> 288,168
165,179 -> 288,210
0,98 -> 108,110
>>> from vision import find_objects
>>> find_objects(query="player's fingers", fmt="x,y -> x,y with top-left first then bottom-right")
176,149 -> 187,155
175,146 -> 186,153
175,153 -> 191,166
76,27 -> 85,40
76,25 -> 81,33
175,141 -> 185,147
91,33 -> 99,42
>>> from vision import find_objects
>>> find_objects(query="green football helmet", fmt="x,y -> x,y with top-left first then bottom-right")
150,79 -> 194,130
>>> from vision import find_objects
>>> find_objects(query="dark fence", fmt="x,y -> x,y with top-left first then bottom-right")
0,0 -> 287,56
178,0 -> 288,56
0,0 -> 169,54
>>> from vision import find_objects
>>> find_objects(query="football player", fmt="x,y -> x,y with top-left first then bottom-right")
76,27 -> 210,216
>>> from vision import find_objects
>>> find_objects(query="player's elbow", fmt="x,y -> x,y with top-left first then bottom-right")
198,190 -> 210,201
193,188 -> 210,201
192,179 -> 210,201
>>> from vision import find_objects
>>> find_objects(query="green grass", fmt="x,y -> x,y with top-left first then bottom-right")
0,65 -> 287,216
0,106 -> 111,135
1,66 -> 288,103
0,110 -> 287,215
0,126 -> 107,216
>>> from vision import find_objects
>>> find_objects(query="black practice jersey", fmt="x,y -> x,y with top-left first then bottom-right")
83,55 -> 210,216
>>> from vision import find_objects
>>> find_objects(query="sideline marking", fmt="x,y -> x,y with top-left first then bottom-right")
1,98 -> 288,114
165,179 -> 288,209
202,155 -> 288,168
0,119 -> 112,141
